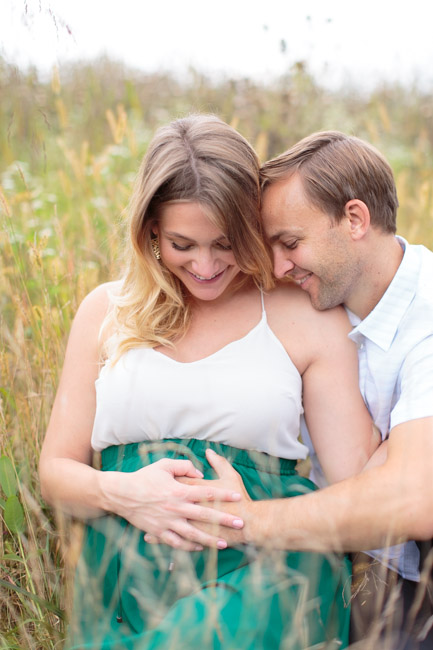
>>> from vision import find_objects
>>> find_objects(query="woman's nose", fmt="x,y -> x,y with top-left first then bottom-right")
190,249 -> 219,278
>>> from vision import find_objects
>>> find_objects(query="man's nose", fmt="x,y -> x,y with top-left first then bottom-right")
273,250 -> 295,279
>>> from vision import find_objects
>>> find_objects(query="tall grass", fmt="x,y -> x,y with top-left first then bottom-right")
1,56 -> 433,648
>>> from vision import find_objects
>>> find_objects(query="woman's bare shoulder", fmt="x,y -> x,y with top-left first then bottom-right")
264,281 -> 353,371
78,281 -> 121,313
265,280 -> 310,308
266,281 -> 349,329
70,281 -> 121,342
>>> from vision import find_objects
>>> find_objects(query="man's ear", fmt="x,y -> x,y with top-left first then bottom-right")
343,199 -> 370,240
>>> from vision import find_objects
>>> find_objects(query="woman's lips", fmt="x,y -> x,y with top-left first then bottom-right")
187,269 -> 225,283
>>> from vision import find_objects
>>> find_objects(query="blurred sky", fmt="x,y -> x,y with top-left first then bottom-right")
1,0 -> 433,90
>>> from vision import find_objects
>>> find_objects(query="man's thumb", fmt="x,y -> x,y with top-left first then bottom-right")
206,448 -> 235,479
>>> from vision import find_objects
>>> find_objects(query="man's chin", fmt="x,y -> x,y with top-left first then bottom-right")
308,291 -> 341,311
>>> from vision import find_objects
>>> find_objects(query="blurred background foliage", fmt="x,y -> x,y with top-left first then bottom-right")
0,55 -> 433,647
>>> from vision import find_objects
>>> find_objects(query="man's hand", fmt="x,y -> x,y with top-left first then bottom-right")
144,449 -> 251,551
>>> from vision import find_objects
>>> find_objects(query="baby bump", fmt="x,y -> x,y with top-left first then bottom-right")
91,439 -> 319,633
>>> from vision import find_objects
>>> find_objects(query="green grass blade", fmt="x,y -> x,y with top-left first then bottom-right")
0,578 -> 65,619
0,456 -> 18,497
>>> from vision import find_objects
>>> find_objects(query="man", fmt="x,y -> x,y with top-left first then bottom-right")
147,132 -> 433,648
255,131 -> 433,648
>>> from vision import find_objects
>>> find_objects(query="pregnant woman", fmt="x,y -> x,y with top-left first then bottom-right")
39,114 -> 377,649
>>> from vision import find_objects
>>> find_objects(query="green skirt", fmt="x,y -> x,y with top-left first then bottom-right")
67,439 -> 351,649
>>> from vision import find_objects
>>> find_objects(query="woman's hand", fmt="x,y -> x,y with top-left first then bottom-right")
99,454 -> 245,549
143,449 -> 251,550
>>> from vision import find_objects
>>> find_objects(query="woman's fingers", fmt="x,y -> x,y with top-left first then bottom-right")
156,458 -> 246,505
158,456 -> 244,496
162,523 -> 229,550
144,532 -> 203,552
181,483 -> 242,503
144,533 -> 163,545
169,500 -> 244,530
143,501 -> 245,550
160,529 -> 205,551
159,458 -> 204,479
144,528 -> 218,552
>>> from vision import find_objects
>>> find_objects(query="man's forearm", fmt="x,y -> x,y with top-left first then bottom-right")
240,462 -> 432,553
182,425 -> 433,553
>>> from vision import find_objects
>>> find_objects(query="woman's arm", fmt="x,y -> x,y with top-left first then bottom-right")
39,284 -> 243,547
39,284 -> 111,517
301,304 -> 379,483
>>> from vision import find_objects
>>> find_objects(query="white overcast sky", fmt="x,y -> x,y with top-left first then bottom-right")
1,0 -> 433,90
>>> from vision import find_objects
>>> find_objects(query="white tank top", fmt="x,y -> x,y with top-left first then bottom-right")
91,294 -> 308,460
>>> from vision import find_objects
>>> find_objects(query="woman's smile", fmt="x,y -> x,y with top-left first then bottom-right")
155,201 -> 241,301
187,268 -> 226,282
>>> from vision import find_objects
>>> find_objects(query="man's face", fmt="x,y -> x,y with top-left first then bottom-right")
261,173 -> 361,310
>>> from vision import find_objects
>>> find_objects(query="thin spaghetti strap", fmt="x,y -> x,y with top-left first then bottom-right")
260,288 -> 266,314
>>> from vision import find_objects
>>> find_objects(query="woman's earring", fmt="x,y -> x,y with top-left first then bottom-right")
151,237 -> 161,260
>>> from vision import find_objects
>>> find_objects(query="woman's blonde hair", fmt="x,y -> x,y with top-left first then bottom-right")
106,114 -> 273,359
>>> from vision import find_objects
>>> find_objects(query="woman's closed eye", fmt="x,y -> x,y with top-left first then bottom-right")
216,241 -> 232,251
171,241 -> 232,252
171,241 -> 193,251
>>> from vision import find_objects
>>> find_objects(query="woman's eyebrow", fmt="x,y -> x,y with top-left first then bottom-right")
164,231 -> 229,244
164,231 -> 195,241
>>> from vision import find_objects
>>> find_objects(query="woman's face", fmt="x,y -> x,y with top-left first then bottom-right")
154,202 -> 241,302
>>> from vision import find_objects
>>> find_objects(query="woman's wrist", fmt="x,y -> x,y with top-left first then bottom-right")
96,469 -> 125,516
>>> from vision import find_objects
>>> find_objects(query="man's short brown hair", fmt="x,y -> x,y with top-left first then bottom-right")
260,131 -> 398,233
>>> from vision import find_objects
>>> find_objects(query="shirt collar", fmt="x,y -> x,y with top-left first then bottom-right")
348,237 -> 419,351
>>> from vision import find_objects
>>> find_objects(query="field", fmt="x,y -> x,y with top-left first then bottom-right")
1,55 -> 433,648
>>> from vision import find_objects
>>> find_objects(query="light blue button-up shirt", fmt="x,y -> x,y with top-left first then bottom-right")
303,236 -> 433,581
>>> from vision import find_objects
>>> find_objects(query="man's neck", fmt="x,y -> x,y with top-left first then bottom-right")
345,235 -> 404,321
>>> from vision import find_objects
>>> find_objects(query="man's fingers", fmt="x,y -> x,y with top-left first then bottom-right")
205,448 -> 239,480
